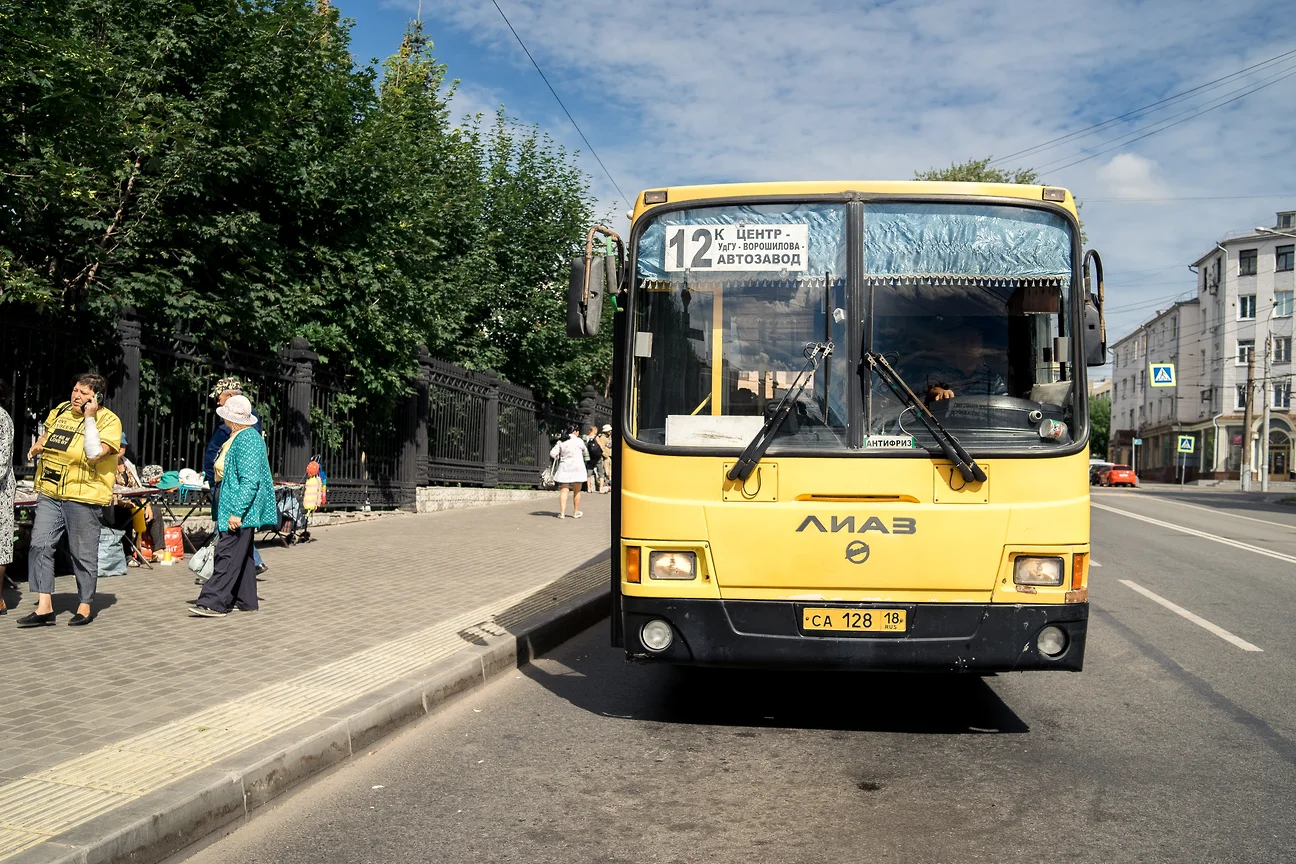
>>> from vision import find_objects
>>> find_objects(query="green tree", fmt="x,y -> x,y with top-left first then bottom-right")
1089,395 -> 1110,457
914,157 -> 1038,185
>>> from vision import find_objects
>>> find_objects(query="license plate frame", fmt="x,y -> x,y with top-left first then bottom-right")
800,606 -> 909,636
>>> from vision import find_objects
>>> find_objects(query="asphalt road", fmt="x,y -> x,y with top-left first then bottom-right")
183,486 -> 1296,864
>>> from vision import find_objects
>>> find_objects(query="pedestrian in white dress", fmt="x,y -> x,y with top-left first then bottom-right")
550,426 -> 589,519
0,384 -> 14,615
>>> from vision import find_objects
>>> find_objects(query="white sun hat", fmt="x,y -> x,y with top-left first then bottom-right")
216,394 -> 258,427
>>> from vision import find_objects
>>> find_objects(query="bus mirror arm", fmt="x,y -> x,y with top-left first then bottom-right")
1082,249 -> 1106,367
567,226 -> 625,338
864,353 -> 986,484
727,342 -> 832,482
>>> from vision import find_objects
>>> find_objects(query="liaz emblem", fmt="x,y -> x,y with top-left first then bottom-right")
794,515 -> 916,535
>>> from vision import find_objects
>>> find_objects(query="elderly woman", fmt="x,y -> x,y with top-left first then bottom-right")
550,424 -> 589,519
0,382 -> 13,615
190,395 -> 277,617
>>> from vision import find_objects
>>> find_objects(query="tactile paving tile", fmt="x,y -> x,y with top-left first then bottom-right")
27,751 -> 205,796
0,780 -> 132,834
0,828 -> 44,858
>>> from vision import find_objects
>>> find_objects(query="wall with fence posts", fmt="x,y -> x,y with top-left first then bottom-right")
2,306 -> 611,510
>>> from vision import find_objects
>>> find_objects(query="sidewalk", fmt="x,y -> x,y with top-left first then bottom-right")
0,494 -> 611,862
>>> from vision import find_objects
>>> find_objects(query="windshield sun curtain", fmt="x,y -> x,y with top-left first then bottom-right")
629,200 -> 1078,455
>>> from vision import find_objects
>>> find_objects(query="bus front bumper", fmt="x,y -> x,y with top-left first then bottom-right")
621,597 -> 1087,672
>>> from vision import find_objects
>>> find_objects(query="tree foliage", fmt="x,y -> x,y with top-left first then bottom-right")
1089,395 -> 1110,457
914,157 -> 1039,186
0,2 -> 604,405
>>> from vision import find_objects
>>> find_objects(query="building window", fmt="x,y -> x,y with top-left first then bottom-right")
1239,295 -> 1257,319
1237,384 -> 1249,409
1240,249 -> 1258,276
1238,339 -> 1255,364
1276,290 -> 1294,318
1278,246 -> 1295,273
1276,337 -> 1292,363
1201,389 -> 1212,403
1280,212 -> 1295,230
1275,382 -> 1291,410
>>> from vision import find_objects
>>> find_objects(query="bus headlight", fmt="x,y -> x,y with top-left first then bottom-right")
1014,556 -> 1064,586
649,551 -> 697,580
641,619 -> 674,651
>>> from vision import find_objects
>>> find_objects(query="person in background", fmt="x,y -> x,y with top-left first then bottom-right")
19,373 -> 121,627
190,395 -> 277,616
582,424 -> 602,494
550,425 -> 588,519
596,424 -> 612,494
0,381 -> 14,615
202,379 -> 266,575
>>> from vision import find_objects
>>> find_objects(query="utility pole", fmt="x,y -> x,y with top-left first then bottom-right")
1261,334 -> 1272,492
1241,352 -> 1256,492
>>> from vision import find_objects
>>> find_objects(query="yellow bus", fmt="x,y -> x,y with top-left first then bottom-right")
568,181 -> 1106,672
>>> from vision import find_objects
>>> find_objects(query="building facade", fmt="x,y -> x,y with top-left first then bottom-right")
1109,211 -> 1296,482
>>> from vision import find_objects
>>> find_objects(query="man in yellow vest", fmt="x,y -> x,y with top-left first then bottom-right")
17,373 -> 122,627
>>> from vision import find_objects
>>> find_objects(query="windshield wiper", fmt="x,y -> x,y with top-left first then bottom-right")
862,352 -> 987,484
726,341 -> 833,482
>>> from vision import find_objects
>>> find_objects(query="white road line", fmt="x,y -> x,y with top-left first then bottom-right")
1095,492 -> 1296,530
1092,502 -> 1296,565
1119,579 -> 1264,652
1090,561 -> 1103,567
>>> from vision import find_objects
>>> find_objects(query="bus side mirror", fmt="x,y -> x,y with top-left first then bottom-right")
1083,249 -> 1106,367
567,230 -> 622,338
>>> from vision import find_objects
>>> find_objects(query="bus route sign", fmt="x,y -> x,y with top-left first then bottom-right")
664,223 -> 809,272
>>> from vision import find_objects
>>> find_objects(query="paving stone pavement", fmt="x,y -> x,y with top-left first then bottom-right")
0,494 -> 611,783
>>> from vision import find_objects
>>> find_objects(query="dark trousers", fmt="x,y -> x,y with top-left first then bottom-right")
196,527 -> 259,613
29,495 -> 102,603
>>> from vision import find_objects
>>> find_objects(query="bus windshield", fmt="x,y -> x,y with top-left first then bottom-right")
630,200 -> 1077,454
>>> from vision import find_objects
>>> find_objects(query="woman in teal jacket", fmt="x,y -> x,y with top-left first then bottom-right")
191,395 -> 277,617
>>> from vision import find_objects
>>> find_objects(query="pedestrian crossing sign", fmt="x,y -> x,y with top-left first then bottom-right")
1150,363 -> 1176,387
1177,435 -> 1195,454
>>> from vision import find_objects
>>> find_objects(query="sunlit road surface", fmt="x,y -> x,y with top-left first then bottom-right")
185,486 -> 1296,864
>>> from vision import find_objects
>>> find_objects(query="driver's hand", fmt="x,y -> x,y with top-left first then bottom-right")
928,386 -> 955,401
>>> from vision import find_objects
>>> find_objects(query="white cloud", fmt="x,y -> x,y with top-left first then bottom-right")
1093,154 -> 1171,200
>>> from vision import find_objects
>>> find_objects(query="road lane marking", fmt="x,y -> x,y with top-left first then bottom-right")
1119,580 -> 1263,652
1092,502 -> 1296,565
1090,561 -> 1103,567
1095,492 -> 1296,530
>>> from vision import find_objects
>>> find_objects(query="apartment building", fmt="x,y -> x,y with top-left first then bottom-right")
1108,210 -> 1296,481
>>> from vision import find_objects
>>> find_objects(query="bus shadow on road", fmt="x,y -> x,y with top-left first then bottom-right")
525,659 -> 1029,734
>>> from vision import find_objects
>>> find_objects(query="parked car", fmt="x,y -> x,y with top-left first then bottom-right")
1100,464 -> 1138,487
1089,461 -> 1113,485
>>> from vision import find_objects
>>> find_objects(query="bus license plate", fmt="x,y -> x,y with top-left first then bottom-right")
802,608 -> 907,633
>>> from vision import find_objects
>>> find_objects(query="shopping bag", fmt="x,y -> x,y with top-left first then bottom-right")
540,457 -> 559,490
164,525 -> 185,560
187,539 -> 215,581
97,527 -> 128,577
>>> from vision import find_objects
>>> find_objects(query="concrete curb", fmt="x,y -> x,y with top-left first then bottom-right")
13,585 -> 610,864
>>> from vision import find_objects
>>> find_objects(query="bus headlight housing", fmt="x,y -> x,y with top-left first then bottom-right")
649,551 -> 697,580
1014,556 -> 1065,586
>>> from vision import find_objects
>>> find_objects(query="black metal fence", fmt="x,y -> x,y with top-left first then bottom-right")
1,307 -> 610,509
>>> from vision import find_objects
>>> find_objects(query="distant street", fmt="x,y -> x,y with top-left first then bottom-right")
183,486 -> 1296,864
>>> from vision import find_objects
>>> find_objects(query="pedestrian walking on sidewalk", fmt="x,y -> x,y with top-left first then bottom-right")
190,395 -> 277,617
550,425 -> 589,519
0,381 -> 14,615
19,373 -> 122,628
596,423 -> 612,493
582,424 -> 603,494
202,379 -> 266,576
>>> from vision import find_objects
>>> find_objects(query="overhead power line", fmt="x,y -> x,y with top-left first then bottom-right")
1037,63 -> 1296,173
991,45 -> 1296,166
488,0 -> 629,206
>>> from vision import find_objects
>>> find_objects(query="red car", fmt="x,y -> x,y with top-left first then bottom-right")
1101,464 -> 1138,487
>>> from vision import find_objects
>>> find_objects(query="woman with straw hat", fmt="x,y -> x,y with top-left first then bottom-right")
190,395 -> 277,617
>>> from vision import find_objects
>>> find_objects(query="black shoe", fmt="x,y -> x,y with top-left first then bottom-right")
67,612 -> 93,627
189,605 -> 227,618
16,611 -> 56,628
255,563 -> 269,575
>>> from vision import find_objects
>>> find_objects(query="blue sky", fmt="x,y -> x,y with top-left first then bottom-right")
337,0 -> 1296,369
